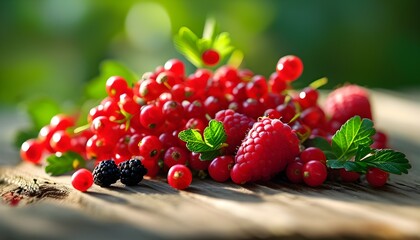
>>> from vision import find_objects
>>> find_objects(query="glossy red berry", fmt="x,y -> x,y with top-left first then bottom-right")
139,135 -> 163,160
208,155 -> 234,182
302,160 -> 327,187
20,139 -> 44,164
188,152 -> 210,171
297,87 -> 319,109
202,49 -> 220,66
106,76 -> 129,100
163,146 -> 189,171
140,105 -> 164,129
50,114 -> 75,131
366,167 -> 389,187
246,75 -> 268,99
300,147 -> 326,165
167,164 -> 192,190
50,130 -> 72,153
71,168 -> 94,192
164,59 -> 185,77
276,55 -> 304,81
286,161 -> 304,184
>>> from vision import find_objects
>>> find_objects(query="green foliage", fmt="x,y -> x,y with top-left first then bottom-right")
45,151 -> 86,176
178,120 -> 227,161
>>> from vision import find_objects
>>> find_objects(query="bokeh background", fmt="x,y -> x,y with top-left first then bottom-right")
1,0 -> 419,106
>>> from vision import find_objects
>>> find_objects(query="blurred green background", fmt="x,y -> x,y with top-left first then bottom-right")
0,0 -> 419,106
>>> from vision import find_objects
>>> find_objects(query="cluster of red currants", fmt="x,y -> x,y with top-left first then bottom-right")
20,55 -> 387,190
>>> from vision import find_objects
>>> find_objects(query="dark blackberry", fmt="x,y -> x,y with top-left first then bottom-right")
118,158 -> 148,186
92,160 -> 120,187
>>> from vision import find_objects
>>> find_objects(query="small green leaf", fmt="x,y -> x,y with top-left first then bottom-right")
354,145 -> 373,161
327,159 -> 345,169
203,120 -> 226,148
331,116 -> 375,160
178,120 -> 227,161
362,149 -> 411,175
45,151 -> 86,176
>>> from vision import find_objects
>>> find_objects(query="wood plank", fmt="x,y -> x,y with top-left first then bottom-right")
1,90 -> 420,239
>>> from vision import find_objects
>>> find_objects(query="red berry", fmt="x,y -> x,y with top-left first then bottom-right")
300,106 -> 326,129
208,155 -> 234,182
286,161 -> 304,184
164,59 -> 185,77
324,84 -> 372,124
339,168 -> 360,182
246,75 -> 268,99
167,164 -> 192,190
366,167 -> 388,187
202,49 -> 220,66
276,55 -> 304,81
139,135 -> 163,160
163,146 -> 189,171
231,118 -> 300,184
297,87 -> 319,109
215,109 -> 255,155
188,152 -> 210,171
268,72 -> 288,94
302,160 -> 327,187
300,147 -> 326,165
20,139 -> 44,164
106,76 -> 129,100
50,114 -> 75,131
50,130 -> 72,153
71,169 -> 94,192
140,105 -> 164,130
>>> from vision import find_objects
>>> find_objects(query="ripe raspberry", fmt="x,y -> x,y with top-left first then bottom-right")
324,84 -> 373,124
118,158 -> 148,186
215,109 -> 255,155
231,118 -> 300,184
92,160 -> 120,187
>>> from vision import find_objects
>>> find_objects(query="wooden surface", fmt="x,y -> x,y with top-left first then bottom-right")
1,90 -> 420,240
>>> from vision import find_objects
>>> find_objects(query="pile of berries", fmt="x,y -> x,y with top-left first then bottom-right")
20,55 -> 391,191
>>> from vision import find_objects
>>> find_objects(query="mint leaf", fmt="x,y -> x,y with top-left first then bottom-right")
45,151 -> 86,176
362,149 -> 411,175
178,120 -> 227,161
203,120 -> 226,148
331,116 -> 375,160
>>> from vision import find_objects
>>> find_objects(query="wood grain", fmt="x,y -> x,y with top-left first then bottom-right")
1,90 -> 420,239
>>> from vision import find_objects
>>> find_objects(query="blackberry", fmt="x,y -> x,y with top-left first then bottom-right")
92,160 -> 120,187
118,158 -> 148,186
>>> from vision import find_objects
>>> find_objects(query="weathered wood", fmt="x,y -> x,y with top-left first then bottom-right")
1,90 -> 420,239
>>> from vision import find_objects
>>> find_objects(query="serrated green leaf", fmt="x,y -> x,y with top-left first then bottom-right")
355,145 -> 373,161
173,35 -> 203,68
45,151 -> 86,176
203,120 -> 226,148
304,137 -> 332,152
343,161 -> 367,173
331,116 -> 375,160
326,159 -> 345,169
362,149 -> 411,174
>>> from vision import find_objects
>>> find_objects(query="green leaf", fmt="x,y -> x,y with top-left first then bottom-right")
85,60 -> 138,100
25,97 -> 61,130
326,159 -> 345,169
45,151 -> 86,176
203,120 -> 226,148
362,149 -> 411,175
178,120 -> 227,161
331,116 -> 375,160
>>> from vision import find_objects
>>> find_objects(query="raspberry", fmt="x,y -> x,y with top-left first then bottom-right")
324,84 -> 373,124
231,118 -> 300,184
215,109 -> 255,155
92,160 -> 120,187
118,158 -> 148,186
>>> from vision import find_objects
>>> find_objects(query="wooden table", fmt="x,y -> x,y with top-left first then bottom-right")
1,90 -> 420,239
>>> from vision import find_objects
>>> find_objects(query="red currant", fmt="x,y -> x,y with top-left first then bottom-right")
164,59 -> 185,77
167,164 -> 192,190
50,130 -> 72,153
286,161 -> 304,183
366,167 -> 389,187
20,139 -> 44,164
208,155 -> 234,182
106,76 -> 129,100
50,114 -> 75,131
139,135 -> 163,160
202,49 -> 220,66
71,168 -> 93,192
246,75 -> 268,99
188,152 -> 210,171
140,105 -> 164,129
276,55 -> 304,81
163,146 -> 189,171
302,160 -> 327,187
300,147 -> 326,165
